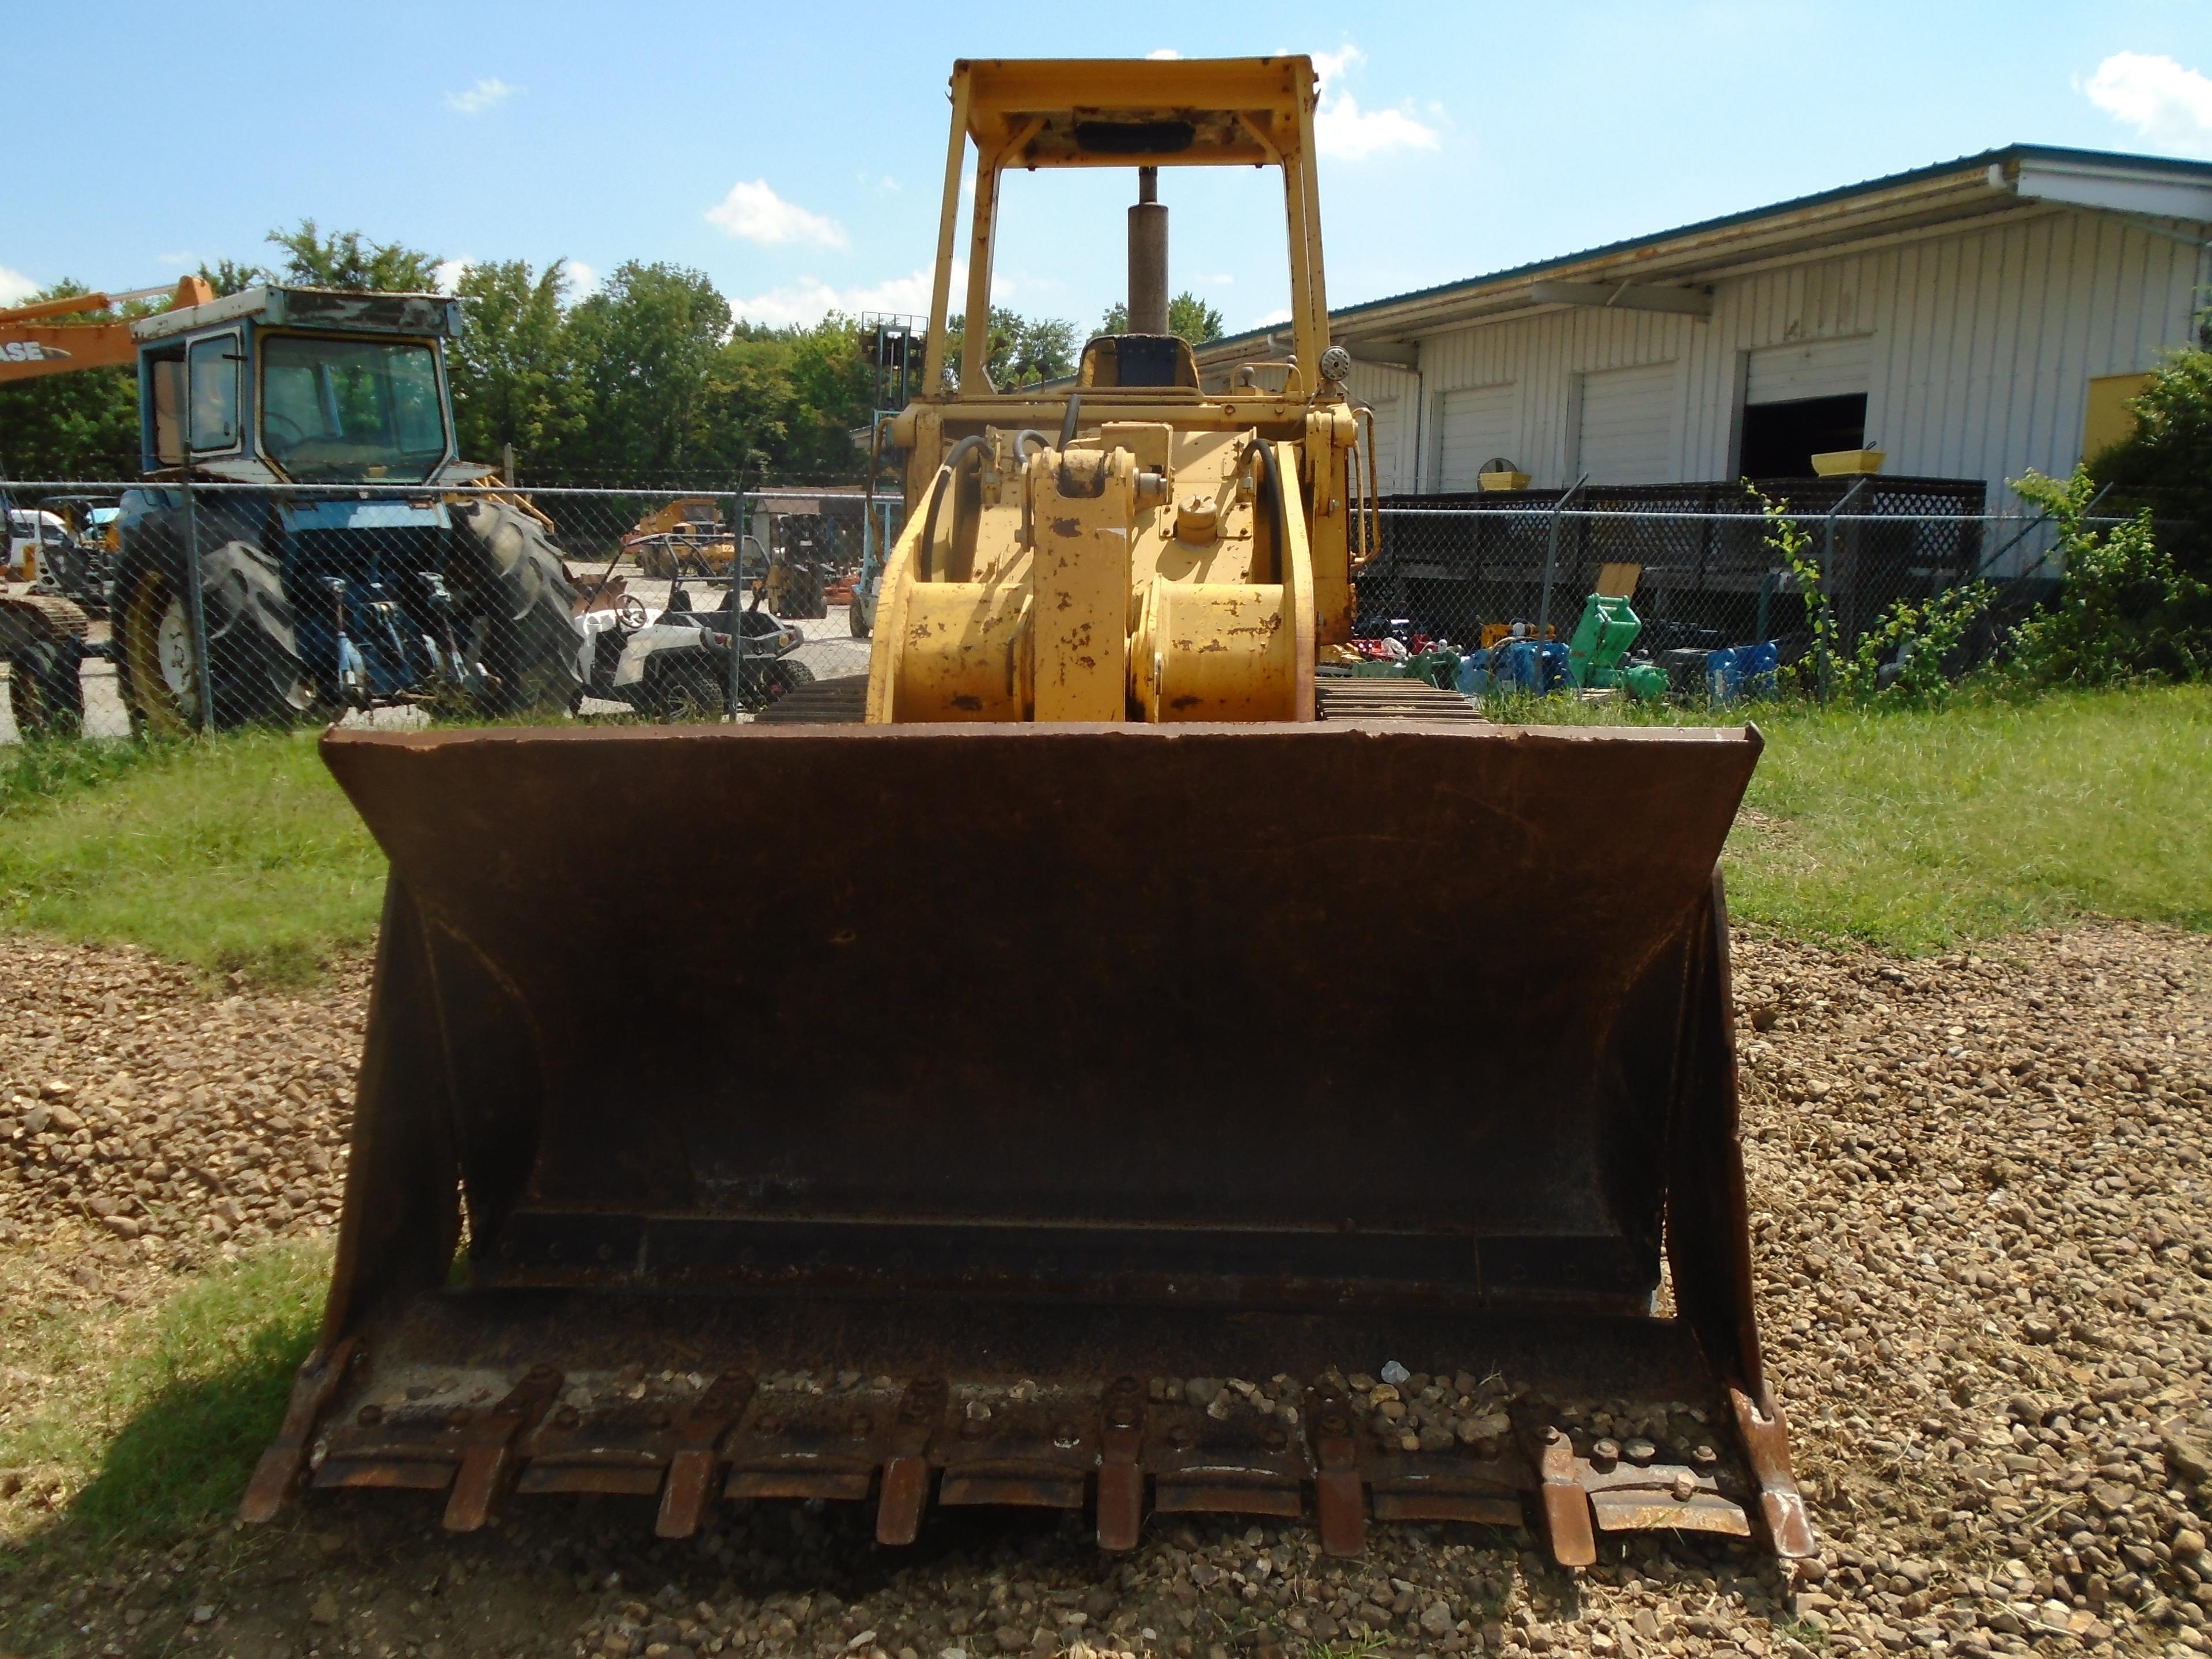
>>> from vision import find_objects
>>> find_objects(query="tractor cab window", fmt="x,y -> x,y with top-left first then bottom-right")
259,334 -> 449,483
187,334 -> 243,453
146,348 -> 185,467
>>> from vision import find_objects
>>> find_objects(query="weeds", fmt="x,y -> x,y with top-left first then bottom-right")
1753,485 -> 1994,704
2006,467 -> 2210,687
0,733 -> 173,816
0,1242 -> 326,1555
0,726 -> 381,984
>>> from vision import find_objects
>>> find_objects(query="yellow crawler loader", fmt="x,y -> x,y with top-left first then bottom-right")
246,56 -> 1813,1568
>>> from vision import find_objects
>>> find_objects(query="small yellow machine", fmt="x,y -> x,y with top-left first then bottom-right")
252,56 -> 1809,1569
623,497 -> 738,579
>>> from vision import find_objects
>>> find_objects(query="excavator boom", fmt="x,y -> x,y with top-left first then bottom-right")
0,278 -> 211,384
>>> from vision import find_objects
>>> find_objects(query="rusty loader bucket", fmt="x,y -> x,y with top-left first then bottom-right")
244,717 -> 1813,1565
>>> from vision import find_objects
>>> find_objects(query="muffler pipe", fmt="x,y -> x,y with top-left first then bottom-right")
1127,166 -> 1168,334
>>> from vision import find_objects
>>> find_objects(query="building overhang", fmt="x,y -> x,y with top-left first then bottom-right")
1198,143 -> 2212,376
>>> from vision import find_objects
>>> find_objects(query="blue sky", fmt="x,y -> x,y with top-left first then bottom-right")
8,1 -> 2210,334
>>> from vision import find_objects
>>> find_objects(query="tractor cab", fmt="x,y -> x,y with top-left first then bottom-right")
130,286 -> 486,488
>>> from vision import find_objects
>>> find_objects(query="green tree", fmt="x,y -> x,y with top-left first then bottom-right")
0,283 -> 142,478
1096,290 -> 1225,344
2088,345 -> 2212,579
196,258 -> 267,297
565,262 -> 732,479
944,308 -> 1078,390
446,259 -> 581,469
266,219 -> 442,291
2007,467 -> 2210,685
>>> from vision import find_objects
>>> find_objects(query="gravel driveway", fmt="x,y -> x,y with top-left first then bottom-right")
1,923 -> 2206,1659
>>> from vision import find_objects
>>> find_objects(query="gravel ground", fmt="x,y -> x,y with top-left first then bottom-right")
1,922 -> 2207,1659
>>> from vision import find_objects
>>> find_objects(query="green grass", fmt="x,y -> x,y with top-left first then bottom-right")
0,1242 -> 327,1551
0,728 -> 382,983
0,687 -> 2206,974
1498,683 -> 2212,953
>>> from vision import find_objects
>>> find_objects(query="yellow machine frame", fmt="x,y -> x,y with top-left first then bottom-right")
865,57 -> 1367,725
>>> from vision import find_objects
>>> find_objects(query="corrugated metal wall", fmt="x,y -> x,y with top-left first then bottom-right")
1391,205 -> 2206,506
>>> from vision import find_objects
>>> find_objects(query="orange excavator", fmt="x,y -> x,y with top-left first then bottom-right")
0,277 -> 214,383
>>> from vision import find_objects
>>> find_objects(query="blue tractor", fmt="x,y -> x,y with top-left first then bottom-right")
6,285 -> 581,736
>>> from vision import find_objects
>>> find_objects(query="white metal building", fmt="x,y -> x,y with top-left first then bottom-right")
1197,146 -> 2212,507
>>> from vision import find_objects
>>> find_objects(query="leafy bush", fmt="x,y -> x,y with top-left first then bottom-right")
1834,581 -> 1997,702
2088,346 -> 2212,578
1756,488 -> 1991,703
2008,468 -> 2209,686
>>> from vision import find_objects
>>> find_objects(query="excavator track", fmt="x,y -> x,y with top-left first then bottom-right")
0,592 -> 92,652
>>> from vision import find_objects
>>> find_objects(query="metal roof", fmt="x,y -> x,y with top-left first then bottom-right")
1198,143 -> 2212,364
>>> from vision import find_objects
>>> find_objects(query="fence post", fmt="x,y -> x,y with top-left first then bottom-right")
726,481 -> 747,720
1537,474 -> 1588,643
177,467 -> 218,733
1816,478 -> 1868,703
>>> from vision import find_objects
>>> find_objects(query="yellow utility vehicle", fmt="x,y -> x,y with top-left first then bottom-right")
249,56 -> 1809,1569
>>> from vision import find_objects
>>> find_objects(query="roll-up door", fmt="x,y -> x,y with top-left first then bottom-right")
1746,336 -> 1872,404
1437,384 -> 1517,490
1576,362 -> 1676,483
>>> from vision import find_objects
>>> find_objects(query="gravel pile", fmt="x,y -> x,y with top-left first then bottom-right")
0,942 -> 363,1265
0,921 -> 2206,1659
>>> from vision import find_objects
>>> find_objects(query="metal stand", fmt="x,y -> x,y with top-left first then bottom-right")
1537,474 -> 1589,648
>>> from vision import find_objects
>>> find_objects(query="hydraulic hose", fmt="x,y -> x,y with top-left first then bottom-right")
1059,392 -> 1082,449
918,434 -> 991,582
1243,435 -> 1289,581
1012,429 -> 1051,461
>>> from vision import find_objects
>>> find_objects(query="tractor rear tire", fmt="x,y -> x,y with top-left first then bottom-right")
8,641 -> 84,738
116,542 -> 312,736
452,502 -> 582,719
849,593 -> 872,639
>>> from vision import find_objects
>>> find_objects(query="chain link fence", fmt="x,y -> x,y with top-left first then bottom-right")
2,473 -> 2187,738
1349,477 -> 2199,691
0,480 -> 904,742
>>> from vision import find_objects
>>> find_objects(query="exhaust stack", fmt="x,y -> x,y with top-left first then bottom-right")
1127,166 -> 1168,334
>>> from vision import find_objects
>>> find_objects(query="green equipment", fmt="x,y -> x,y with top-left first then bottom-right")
1565,592 -> 1666,700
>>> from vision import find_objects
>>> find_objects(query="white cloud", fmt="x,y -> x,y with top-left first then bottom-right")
432,257 -> 471,294
563,259 -> 600,297
2084,51 -> 2212,158
1310,44 -> 1440,161
732,264 -> 944,328
445,77 -> 517,116
1147,47 -> 1181,60
156,251 -> 196,268
706,179 -> 849,249
1254,308 -> 1292,327
0,265 -> 38,306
